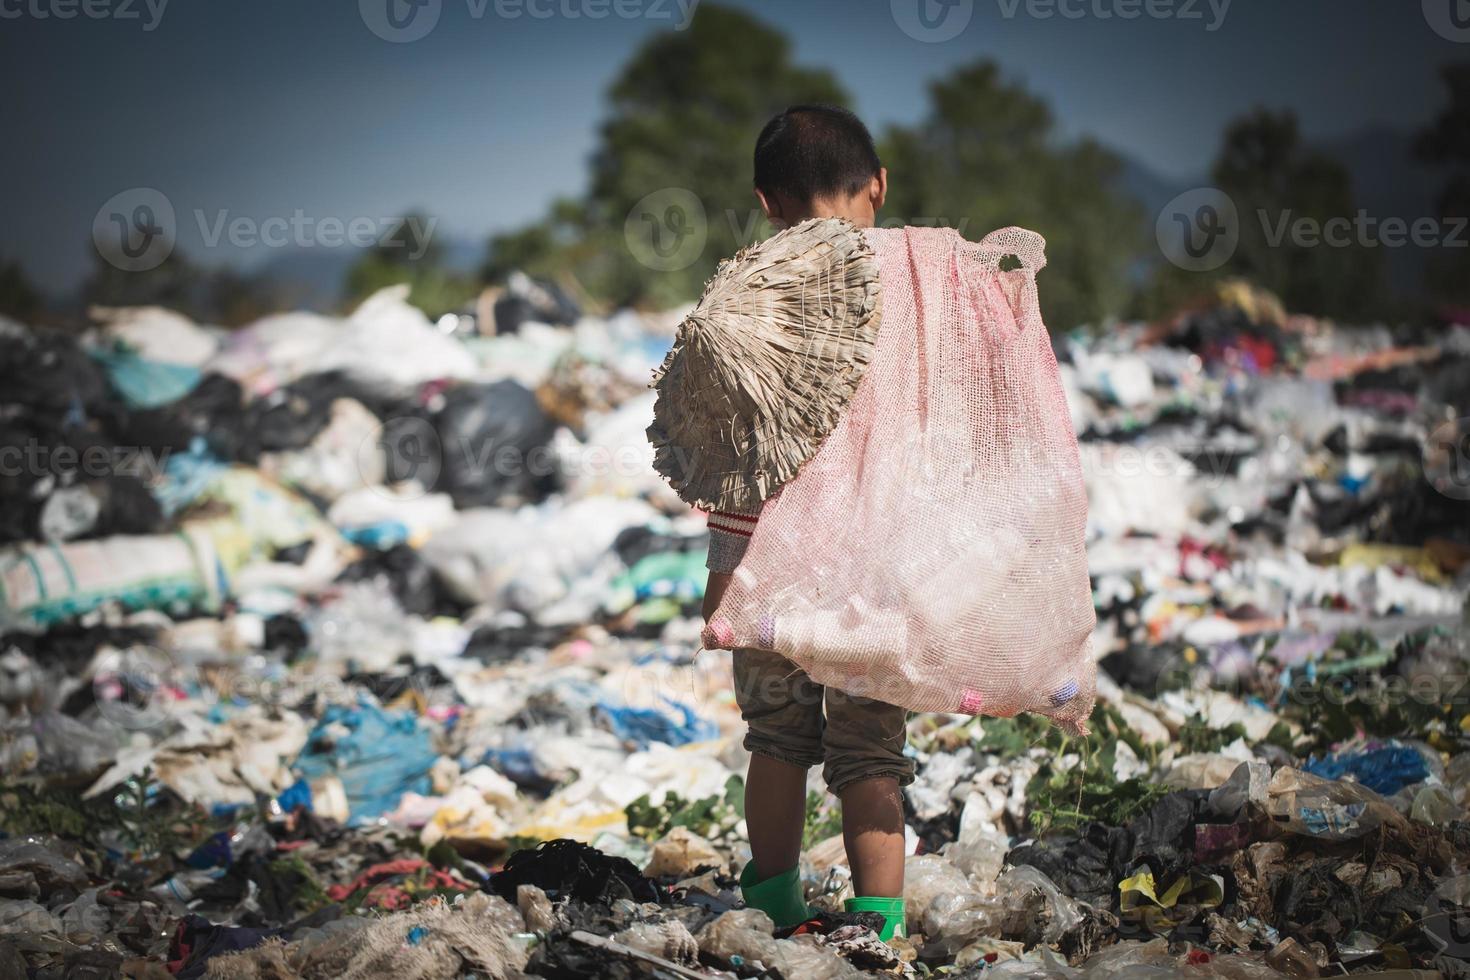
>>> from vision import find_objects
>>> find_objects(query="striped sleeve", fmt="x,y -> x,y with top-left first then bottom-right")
706,507 -> 761,573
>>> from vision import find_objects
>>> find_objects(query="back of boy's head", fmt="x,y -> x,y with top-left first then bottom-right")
754,105 -> 881,206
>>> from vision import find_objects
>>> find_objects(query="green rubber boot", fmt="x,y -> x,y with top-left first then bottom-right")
844,896 -> 907,941
738,862 -> 811,928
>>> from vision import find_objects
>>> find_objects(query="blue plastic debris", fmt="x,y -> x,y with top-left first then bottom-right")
1302,744 -> 1430,796
90,345 -> 202,409
275,778 -> 313,814
477,747 -> 547,789
154,437 -> 229,516
338,521 -> 412,550
292,700 -> 437,824
595,697 -> 719,749
185,831 -> 233,869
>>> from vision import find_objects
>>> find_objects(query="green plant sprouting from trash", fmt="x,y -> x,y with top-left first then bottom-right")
975,705 -> 1173,835
625,774 -> 746,844
0,767 -> 201,860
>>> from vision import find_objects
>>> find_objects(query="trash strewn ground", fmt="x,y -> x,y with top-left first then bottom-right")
2,278 -> 1469,978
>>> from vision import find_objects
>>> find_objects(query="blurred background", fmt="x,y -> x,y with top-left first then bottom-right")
4,3 -> 1470,977
2,0 -> 1466,330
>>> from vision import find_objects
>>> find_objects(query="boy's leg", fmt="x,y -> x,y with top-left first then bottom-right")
732,648 -> 825,878
823,691 -> 914,898
838,775 -> 905,896
745,754 -> 807,876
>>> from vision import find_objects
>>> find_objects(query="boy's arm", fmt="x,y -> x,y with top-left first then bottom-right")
702,509 -> 759,622
703,571 -> 731,622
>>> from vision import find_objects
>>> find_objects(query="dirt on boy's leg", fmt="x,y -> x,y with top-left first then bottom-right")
838,775 -> 905,897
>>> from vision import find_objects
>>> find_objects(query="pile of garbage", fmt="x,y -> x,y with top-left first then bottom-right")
2,277 -> 1469,978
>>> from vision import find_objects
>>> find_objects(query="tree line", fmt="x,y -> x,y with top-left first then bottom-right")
8,4 -> 1466,330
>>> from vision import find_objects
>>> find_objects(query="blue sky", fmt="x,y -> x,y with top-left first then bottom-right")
1,0 -> 1459,293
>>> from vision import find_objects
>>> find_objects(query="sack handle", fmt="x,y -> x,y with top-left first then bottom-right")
964,227 -> 1047,274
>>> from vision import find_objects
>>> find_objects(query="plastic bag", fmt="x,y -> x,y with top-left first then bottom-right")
1265,766 -> 1405,840
697,909 -> 864,980
0,527 -> 226,630
705,227 -> 1095,733
435,380 -> 559,508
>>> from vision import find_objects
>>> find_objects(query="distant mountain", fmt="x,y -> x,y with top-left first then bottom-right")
1106,152 -> 1198,285
1315,125 -> 1447,298
1110,153 -> 1196,223
251,235 -> 485,312
1105,126 -> 1449,302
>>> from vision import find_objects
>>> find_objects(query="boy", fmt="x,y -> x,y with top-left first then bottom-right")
703,104 -> 911,942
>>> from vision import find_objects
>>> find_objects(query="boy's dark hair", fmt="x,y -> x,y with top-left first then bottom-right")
754,104 -> 881,204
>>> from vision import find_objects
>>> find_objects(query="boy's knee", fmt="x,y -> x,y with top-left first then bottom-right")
821,695 -> 914,795
733,648 -> 824,768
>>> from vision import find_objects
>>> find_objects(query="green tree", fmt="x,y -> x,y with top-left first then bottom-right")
83,246 -> 210,315
1416,62 -> 1470,308
1211,108 -> 1384,318
485,3 -> 846,309
0,258 -> 41,323
83,246 -> 294,326
880,61 -> 1145,331
344,213 -> 477,319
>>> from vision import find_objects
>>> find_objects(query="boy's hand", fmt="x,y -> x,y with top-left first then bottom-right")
703,571 -> 732,622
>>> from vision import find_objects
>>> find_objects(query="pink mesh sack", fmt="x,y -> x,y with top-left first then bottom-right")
703,225 -> 1097,734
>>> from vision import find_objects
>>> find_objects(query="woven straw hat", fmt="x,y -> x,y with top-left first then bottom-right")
648,216 -> 882,513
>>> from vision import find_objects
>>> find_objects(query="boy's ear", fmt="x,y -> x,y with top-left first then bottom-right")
871,168 -> 888,215
754,187 -> 785,228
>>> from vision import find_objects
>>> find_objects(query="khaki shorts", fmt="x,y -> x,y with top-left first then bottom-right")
732,648 -> 914,795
